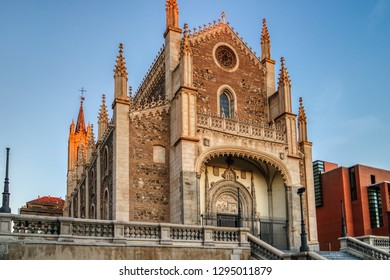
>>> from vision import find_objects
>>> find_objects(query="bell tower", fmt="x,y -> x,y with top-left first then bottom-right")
66,91 -> 91,197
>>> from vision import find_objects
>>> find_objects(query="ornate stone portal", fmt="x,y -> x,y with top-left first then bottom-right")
201,155 -> 289,248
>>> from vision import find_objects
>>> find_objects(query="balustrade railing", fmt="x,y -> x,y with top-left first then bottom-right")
356,235 -> 389,250
247,233 -> 284,260
124,224 -> 160,239
340,236 -> 390,260
197,112 -> 286,143
0,213 -> 248,247
12,215 -> 60,235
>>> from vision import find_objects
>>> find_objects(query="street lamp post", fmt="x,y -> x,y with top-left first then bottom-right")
298,187 -> 309,252
0,148 -> 11,213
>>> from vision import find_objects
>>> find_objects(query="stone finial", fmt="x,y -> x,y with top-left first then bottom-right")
98,94 -> 109,141
222,11 -> 226,23
261,18 -> 271,60
298,97 -> 307,123
129,86 -> 133,99
166,0 -> 179,29
278,57 -> 291,87
181,23 -> 192,55
298,97 -> 308,142
261,19 -> 270,42
113,43 -> 128,79
98,94 -> 109,123
88,124 -> 95,146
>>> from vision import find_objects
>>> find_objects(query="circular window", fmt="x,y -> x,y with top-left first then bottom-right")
215,45 -> 237,70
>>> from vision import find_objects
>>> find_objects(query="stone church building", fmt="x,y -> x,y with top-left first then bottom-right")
65,0 -> 319,251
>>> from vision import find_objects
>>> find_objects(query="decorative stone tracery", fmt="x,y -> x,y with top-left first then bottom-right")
196,147 -> 292,187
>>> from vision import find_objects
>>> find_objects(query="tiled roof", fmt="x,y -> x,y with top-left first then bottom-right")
26,196 -> 65,208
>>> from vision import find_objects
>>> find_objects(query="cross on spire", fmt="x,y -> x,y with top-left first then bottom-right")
79,87 -> 86,105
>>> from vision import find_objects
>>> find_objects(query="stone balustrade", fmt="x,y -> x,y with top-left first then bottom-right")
247,233 -> 284,260
2,214 -> 388,260
0,213 -> 249,247
356,235 -> 389,251
339,236 -> 390,260
197,112 -> 286,143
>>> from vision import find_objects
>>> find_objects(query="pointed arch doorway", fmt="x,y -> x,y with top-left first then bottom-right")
198,152 -> 290,249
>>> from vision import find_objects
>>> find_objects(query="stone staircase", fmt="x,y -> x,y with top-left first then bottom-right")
315,251 -> 362,260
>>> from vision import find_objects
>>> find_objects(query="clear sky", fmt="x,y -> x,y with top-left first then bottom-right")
0,0 -> 389,213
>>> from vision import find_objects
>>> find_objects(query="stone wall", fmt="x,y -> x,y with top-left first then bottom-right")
3,242 -> 250,260
129,107 -> 170,222
100,132 -> 114,220
192,30 -> 267,123
88,160 -> 97,219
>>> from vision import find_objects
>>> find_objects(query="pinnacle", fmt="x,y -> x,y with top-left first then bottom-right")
222,11 -> 226,23
261,18 -> 270,42
98,94 -> 109,123
299,97 -> 307,122
278,57 -> 291,86
114,43 -> 128,79
129,86 -> 133,98
88,124 -> 95,146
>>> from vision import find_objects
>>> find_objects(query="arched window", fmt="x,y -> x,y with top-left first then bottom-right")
219,89 -> 234,118
90,204 -> 95,219
103,189 -> 109,220
103,146 -> 109,176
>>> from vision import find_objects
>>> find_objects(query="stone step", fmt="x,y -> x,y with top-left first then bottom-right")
315,251 -> 362,260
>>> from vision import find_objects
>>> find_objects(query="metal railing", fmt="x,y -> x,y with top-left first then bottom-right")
201,214 -> 288,250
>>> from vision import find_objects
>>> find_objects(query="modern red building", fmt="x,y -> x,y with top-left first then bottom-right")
313,161 -> 390,251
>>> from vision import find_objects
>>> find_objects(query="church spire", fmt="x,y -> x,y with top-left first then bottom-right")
75,90 -> 86,133
261,18 -> 271,61
114,43 -> 128,100
166,0 -> 179,31
298,97 -> 308,142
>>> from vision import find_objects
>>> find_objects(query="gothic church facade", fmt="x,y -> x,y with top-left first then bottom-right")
65,0 -> 318,250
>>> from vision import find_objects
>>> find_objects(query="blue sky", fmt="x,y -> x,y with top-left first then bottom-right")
0,0 -> 389,213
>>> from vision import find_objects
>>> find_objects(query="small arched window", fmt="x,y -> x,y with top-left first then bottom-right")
219,89 -> 234,118
103,189 -> 109,220
90,204 -> 95,219
103,146 -> 109,176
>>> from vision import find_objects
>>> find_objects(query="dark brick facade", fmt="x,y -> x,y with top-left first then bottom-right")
129,108 -> 170,222
192,31 -> 267,123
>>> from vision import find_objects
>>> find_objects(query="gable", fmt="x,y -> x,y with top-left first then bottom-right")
189,23 -> 268,123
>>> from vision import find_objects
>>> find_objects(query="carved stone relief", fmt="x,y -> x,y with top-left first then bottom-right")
216,194 -> 238,214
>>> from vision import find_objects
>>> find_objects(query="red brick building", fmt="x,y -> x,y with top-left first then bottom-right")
20,196 -> 64,217
313,160 -> 390,251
